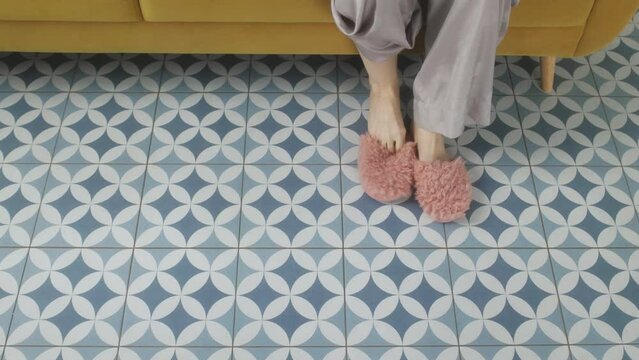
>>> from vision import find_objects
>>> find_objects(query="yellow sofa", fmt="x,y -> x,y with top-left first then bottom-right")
0,0 -> 637,89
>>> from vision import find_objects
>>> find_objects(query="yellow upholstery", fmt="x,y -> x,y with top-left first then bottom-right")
509,0 -> 594,27
576,0 -> 639,55
0,0 -> 637,58
138,0 -> 333,23
0,0 -> 141,22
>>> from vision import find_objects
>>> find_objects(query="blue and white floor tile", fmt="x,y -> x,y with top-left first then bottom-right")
234,249 -> 344,347
337,56 -> 369,94
460,345 -> 571,360
233,347 -> 345,360
571,344 -> 639,360
0,248 -> 28,345
493,56 -> 514,96
533,166 -> 639,248
626,167 -> 639,215
445,166 -> 545,249
450,248 -> 565,346
349,346 -> 459,360
337,93 -> 369,165
508,56 -> 599,97
0,163 -> 48,247
7,248 -> 131,347
32,164 -> 145,248
245,93 -> 339,165
602,96 -> 639,166
120,248 -> 237,348
446,95 -> 529,166
119,346 -> 232,360
3,347 -> 117,360
136,164 -> 242,248
240,165 -> 342,248
0,92 -> 67,164
341,164 -> 446,248
336,54 -> 423,95
72,54 -> 164,93
344,249 -> 457,347
54,92 -> 157,164
518,96 -> 620,166
161,54 -> 250,93
2,15 -> 639,360
0,53 -> 77,93
149,93 -> 247,165
250,55 -> 337,93
590,37 -> 639,97
550,248 -> 639,345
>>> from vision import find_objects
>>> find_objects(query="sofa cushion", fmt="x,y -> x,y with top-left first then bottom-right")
139,0 -> 594,27
140,0 -> 333,23
0,0 -> 141,22
511,0 -> 595,27
139,0 -> 333,23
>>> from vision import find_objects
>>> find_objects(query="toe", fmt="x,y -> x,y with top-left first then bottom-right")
384,139 -> 393,152
394,141 -> 401,153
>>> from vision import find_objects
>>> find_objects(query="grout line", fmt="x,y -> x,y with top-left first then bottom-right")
619,166 -> 639,226
505,65 -> 532,168
0,89 -> 346,95
598,95 -> 639,226
527,162 -> 574,359
594,59 -> 625,169
509,59 -> 573,358
2,343 -> 637,349
1,161 -> 635,168
587,53 -> 603,100
444,221 -> 463,354
0,55 -> 78,352
114,53 -> 166,359
1,245 -> 639,250
586,44 -> 604,100
501,56 -> 516,97
335,58 -> 350,354
67,54 -> 81,90
230,53 -> 253,358
435,146 -> 462,354
1,162 -> 636,169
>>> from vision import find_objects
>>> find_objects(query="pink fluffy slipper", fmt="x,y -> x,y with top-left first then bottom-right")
414,157 -> 472,223
358,133 -> 416,204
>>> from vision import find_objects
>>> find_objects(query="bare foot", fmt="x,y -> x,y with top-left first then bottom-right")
360,54 -> 406,152
413,124 -> 449,162
368,86 -> 406,152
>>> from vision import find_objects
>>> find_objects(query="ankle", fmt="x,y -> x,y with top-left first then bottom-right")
370,83 -> 399,98
416,129 -> 448,162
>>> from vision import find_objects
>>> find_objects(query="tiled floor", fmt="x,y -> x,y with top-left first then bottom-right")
1,17 -> 639,360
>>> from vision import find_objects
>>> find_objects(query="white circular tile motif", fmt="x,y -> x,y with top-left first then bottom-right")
8,248 -> 131,346
121,248 -> 237,347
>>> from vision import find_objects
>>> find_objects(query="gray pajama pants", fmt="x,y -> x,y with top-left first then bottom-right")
332,0 -> 515,138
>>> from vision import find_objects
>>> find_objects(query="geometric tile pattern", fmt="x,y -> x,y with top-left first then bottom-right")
1,14 -> 639,359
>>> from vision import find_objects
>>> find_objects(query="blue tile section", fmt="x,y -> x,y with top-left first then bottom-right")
161,54 -> 250,93
509,56 -> 599,97
0,92 -> 67,164
72,54 -> 163,93
2,16 -> 639,359
0,53 -> 77,92
149,93 -> 248,165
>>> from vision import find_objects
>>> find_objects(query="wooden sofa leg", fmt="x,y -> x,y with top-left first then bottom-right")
540,56 -> 556,93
